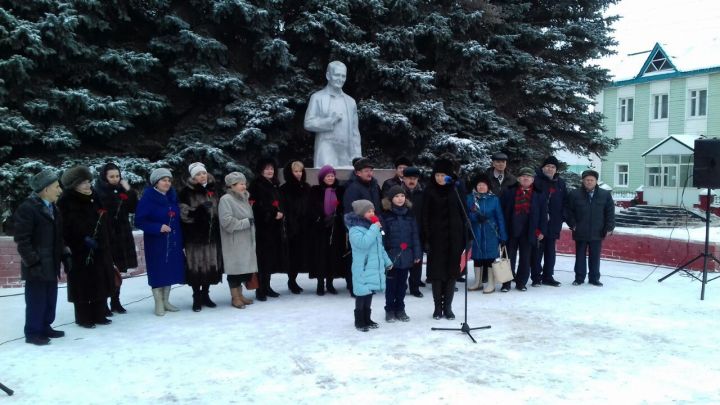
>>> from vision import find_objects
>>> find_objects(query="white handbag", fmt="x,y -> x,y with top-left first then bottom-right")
492,246 -> 514,284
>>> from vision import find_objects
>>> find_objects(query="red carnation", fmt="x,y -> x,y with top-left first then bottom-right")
334,200 -> 340,207
272,200 -> 280,208
207,191 -> 215,198
118,193 -> 129,201
370,215 -> 380,224
249,199 -> 255,206
400,242 -> 408,250
97,208 -> 107,215
168,210 -> 176,218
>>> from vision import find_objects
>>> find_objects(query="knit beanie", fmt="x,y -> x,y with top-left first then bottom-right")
317,165 -> 336,183
188,162 -> 207,178
352,199 -> 374,216
150,168 -> 173,186
386,185 -> 405,200
30,169 -> 59,193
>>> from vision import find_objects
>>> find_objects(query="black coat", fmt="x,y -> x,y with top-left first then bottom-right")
500,184 -> 548,243
94,179 -> 138,272
249,176 -> 288,274
565,186 -> 615,241
403,184 -> 425,246
57,189 -> 114,303
343,173 -> 381,214
280,165 -> 312,274
13,194 -> 66,282
381,200 -> 422,270
308,182 -> 349,279
533,169 -> 567,239
485,167 -> 518,197
422,182 -> 468,281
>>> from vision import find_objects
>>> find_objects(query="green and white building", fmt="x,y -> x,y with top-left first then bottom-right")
597,42 -> 720,206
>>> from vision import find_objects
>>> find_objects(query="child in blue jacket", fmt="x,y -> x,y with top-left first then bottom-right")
381,186 -> 422,322
345,199 -> 392,332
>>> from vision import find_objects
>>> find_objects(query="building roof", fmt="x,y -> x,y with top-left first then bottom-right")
641,135 -> 700,156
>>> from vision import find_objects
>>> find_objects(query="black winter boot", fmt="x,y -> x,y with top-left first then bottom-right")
326,278 -> 338,295
364,307 -> 379,329
202,284 -> 217,308
191,285 -> 202,312
432,282 -> 443,319
346,277 -> 355,297
288,277 -> 303,294
443,280 -> 456,320
354,309 -> 368,332
316,279 -> 325,296
110,287 -> 127,314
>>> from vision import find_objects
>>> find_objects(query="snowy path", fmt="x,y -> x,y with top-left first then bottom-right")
2,255 -> 719,404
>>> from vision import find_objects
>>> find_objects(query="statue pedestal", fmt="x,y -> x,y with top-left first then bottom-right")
285,168 -> 396,186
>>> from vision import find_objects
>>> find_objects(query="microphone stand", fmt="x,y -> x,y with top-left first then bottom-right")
431,178 -> 491,343
0,382 -> 13,396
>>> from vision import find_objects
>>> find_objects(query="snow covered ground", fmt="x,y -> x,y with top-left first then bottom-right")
2,255 -> 720,404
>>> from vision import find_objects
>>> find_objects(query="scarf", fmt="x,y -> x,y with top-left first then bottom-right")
323,186 -> 338,217
514,185 -> 533,215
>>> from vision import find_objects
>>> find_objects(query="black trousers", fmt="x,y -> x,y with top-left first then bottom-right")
408,261 -> 423,293
227,273 -> 252,288
532,237 -> 557,281
385,267 -> 410,311
508,236 -> 532,286
24,280 -> 58,338
574,240 -> 602,283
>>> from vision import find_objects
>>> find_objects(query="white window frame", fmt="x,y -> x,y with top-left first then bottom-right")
619,97 -> 634,123
689,89 -> 707,117
615,163 -> 629,188
651,93 -> 668,120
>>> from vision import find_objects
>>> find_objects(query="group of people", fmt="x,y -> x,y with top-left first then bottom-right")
13,152 -> 615,343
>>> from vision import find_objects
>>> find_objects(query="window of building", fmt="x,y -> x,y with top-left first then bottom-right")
652,94 -> 668,120
619,97 -> 634,122
646,166 -> 661,187
689,89 -> 707,117
615,163 -> 629,187
645,154 -> 694,188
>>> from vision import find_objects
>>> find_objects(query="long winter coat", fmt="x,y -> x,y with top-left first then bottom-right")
13,194 -> 66,281
56,189 -> 114,303
345,213 -> 391,296
533,169 -> 567,239
279,164 -> 312,274
178,177 -> 223,285
565,186 -> 615,241
134,186 -> 185,288
308,182 -> 349,280
94,178 -> 138,272
380,199 -> 422,270
248,176 -> 288,274
467,192 -> 507,261
218,189 -> 258,275
422,182 -> 468,281
485,167 -> 518,197
343,173 -> 381,214
500,184 -> 548,243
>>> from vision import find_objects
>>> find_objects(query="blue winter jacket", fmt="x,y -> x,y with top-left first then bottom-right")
467,192 -> 507,260
380,201 -> 422,269
135,186 -> 186,288
344,213 -> 391,296
533,169 -> 567,239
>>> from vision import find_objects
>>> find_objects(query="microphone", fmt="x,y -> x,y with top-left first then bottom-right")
370,215 -> 385,235
444,175 -> 453,184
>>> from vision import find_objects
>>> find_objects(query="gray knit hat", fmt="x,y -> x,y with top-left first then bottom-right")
150,168 -> 173,186
386,185 -> 405,200
352,199 -> 374,216
30,169 -> 59,193
60,166 -> 93,190
225,171 -> 247,186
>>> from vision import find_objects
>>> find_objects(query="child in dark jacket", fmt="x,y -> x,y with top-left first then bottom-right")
381,186 -> 422,322
345,199 -> 392,332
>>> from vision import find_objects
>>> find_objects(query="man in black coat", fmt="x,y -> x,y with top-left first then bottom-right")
531,156 -> 566,287
401,166 -> 426,297
565,170 -> 615,286
13,169 -> 68,345
381,156 -> 412,195
343,157 -> 381,213
485,152 -> 518,197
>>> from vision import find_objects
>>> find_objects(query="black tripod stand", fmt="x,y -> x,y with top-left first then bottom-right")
431,178 -> 491,342
0,382 -> 13,396
658,188 -> 720,300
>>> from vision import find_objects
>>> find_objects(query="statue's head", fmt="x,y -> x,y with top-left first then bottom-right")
326,61 -> 347,90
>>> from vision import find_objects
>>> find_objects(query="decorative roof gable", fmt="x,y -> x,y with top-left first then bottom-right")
637,43 -> 677,77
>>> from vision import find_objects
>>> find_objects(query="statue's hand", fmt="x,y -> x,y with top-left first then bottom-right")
331,112 -> 343,124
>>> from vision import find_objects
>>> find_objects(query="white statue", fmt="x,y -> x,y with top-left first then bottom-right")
304,61 -> 362,168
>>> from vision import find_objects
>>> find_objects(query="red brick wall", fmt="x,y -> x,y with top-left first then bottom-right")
556,229 -> 720,271
0,233 -> 147,288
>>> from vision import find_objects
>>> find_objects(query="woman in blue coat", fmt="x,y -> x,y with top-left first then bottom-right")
345,200 -> 392,332
467,173 -> 507,293
135,168 -> 186,316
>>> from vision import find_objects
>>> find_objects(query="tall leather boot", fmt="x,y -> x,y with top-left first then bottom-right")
364,307 -> 379,329
468,267 -> 482,291
265,273 -> 280,297
354,309 -> 368,332
443,280 -> 456,320
151,288 -> 165,316
288,273 -> 303,294
256,272 -> 267,301
191,285 -> 202,311
163,286 -> 180,312
202,284 -> 217,308
111,286 -> 127,313
432,282 -> 443,320
326,278 -> 338,294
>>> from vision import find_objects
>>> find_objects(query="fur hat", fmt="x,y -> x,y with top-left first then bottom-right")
542,156 -> 560,168
30,169 -> 59,193
225,172 -> 246,186
61,166 -> 93,190
352,199 -> 374,216
432,158 -> 454,176
491,152 -> 508,161
255,157 -> 277,174
581,169 -> 599,180
402,167 -> 421,178
188,162 -> 207,178
470,173 -> 492,189
317,165 -> 336,183
394,156 -> 412,168
150,168 -> 173,186
353,157 -> 373,171
386,185 -> 405,200
517,167 -> 535,177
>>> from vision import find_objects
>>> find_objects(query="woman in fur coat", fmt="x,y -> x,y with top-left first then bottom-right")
94,162 -> 138,314
178,162 -> 223,312
279,160 -> 312,294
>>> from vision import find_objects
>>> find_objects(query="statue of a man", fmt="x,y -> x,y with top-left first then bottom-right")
304,61 -> 362,168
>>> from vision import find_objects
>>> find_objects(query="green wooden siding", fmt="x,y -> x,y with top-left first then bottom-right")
602,88 -> 617,139
668,79 -> 685,135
